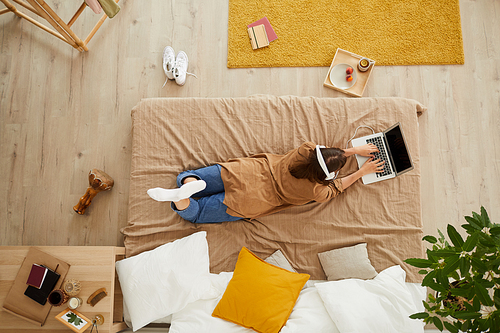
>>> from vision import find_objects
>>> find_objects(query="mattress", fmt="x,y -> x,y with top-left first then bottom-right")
122,95 -> 426,282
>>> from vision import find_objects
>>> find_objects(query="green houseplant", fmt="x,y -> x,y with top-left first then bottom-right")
405,207 -> 500,333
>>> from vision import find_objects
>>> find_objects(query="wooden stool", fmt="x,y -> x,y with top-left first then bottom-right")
74,169 -> 114,215
0,0 -> 119,52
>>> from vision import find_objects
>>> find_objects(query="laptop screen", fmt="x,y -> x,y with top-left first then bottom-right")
385,124 -> 413,175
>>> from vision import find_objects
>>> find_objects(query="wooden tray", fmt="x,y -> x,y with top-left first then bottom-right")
323,48 -> 375,97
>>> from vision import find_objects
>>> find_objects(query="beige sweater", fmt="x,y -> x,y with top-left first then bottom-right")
219,142 -> 343,218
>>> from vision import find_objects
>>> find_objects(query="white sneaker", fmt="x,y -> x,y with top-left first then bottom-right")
173,51 -> 197,86
162,46 -> 176,87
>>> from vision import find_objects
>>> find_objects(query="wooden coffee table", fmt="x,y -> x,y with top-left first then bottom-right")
0,246 -> 128,333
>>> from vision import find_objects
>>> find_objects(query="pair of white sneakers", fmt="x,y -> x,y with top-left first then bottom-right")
162,46 -> 197,87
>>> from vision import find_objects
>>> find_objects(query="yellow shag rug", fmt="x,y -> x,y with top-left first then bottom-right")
227,0 -> 464,68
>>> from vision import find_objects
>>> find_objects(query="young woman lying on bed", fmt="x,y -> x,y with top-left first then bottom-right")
147,142 -> 384,223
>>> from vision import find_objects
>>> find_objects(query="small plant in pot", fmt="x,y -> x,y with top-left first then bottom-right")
405,207 -> 500,333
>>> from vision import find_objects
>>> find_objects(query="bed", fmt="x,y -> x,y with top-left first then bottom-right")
119,95 -> 427,332
122,95 -> 426,280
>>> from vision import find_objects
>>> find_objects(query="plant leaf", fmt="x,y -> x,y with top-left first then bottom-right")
444,321 -> 459,333
453,321 -> 463,331
450,288 -> 469,297
481,206 -> 491,227
493,313 -> 500,332
478,233 -> 496,248
465,216 -> 482,230
437,269 -> 449,289
404,258 -> 433,268
409,312 -> 429,319
474,282 -> 494,306
461,223 -> 477,234
422,271 -> 437,287
459,257 -> 471,278
447,224 -> 464,249
473,294 -> 481,311
453,311 -> 481,320
438,229 -> 446,239
471,257 -> 488,273
427,248 -> 438,263
473,211 -> 485,228
487,257 -> 500,270
495,289 -> 500,308
461,319 -> 471,331
489,226 -> 500,236
432,316 -> 444,331
430,249 -> 458,258
423,235 -> 438,244
427,281 -> 447,293
450,270 -> 460,281
66,312 -> 83,326
463,233 -> 479,252
443,255 -> 461,275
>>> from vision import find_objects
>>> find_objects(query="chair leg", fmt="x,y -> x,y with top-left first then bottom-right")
25,0 -> 83,51
0,0 -> 22,17
84,0 -> 120,48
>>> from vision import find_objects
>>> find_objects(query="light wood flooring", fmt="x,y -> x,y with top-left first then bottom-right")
1,0 -> 499,249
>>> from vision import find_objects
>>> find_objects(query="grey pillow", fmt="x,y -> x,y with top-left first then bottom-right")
264,250 -> 297,273
318,243 -> 378,281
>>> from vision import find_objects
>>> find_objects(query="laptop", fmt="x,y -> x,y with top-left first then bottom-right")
351,122 -> 414,184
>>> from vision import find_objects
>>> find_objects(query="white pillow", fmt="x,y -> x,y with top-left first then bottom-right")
318,243 -> 378,281
115,231 -> 212,331
280,286 -> 340,333
169,272 -> 254,333
315,265 -> 424,333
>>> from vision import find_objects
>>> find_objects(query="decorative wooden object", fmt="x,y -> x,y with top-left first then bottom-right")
87,287 -> 108,307
73,169 -> 114,215
63,279 -> 82,297
0,0 -> 120,52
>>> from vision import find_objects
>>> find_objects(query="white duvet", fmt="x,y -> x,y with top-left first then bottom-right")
117,232 -> 426,333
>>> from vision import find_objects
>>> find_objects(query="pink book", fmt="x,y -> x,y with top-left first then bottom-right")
247,17 -> 277,42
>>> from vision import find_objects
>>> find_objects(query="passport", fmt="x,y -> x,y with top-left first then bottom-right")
26,264 -> 47,288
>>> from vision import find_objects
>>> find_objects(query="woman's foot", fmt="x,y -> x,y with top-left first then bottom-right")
147,180 -> 206,202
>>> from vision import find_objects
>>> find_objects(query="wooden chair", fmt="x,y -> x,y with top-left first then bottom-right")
0,0 -> 119,52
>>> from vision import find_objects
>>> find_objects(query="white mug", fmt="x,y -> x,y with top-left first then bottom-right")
358,58 -> 375,72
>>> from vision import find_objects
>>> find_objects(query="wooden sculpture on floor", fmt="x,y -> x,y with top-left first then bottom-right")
74,169 -> 114,215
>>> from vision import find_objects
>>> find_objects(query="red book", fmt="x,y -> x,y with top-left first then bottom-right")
247,17 -> 278,42
26,264 -> 47,289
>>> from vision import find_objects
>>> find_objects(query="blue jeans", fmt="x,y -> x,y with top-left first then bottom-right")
171,165 -> 242,223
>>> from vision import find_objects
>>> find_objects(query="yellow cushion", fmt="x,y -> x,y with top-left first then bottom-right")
212,247 -> 310,333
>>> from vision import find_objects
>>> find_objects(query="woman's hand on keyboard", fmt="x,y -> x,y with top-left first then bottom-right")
354,143 -> 379,157
360,157 -> 385,175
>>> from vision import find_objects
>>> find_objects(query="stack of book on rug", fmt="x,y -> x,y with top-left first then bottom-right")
247,17 -> 277,50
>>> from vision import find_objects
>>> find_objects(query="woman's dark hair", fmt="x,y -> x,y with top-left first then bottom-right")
289,147 -> 347,185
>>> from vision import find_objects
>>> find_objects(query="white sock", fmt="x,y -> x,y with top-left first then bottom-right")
147,180 -> 206,202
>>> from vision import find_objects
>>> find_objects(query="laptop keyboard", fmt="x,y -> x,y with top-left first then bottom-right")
366,137 -> 392,177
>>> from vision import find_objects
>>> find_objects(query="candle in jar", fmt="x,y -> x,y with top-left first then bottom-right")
68,297 -> 82,309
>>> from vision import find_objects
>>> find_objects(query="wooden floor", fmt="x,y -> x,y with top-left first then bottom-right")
0,0 -> 499,250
